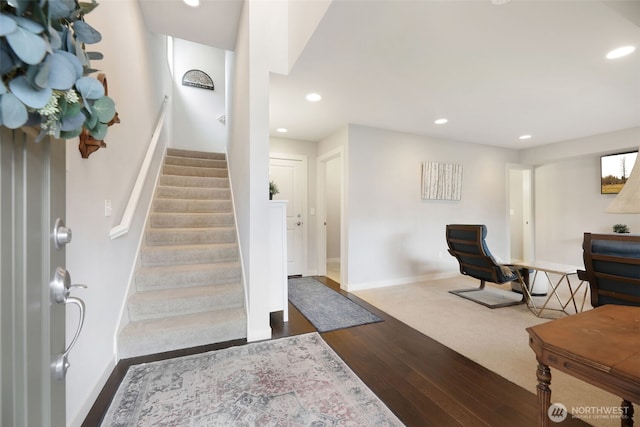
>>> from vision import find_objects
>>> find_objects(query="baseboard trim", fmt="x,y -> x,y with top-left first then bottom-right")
346,272 -> 459,292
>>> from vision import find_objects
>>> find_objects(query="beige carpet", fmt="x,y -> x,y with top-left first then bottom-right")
354,276 -> 623,427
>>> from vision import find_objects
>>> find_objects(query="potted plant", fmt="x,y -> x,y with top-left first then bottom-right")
269,180 -> 279,200
1,0 -> 116,141
613,224 -> 630,233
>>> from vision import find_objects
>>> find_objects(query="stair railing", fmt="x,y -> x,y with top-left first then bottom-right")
110,95 -> 169,239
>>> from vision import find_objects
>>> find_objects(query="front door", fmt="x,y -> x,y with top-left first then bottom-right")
1,128 -> 67,426
269,154 -> 308,276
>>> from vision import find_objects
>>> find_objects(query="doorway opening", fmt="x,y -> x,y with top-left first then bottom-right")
317,148 -> 344,287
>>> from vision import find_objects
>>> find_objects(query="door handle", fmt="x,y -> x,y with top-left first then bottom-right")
50,267 -> 87,380
296,221 -> 303,226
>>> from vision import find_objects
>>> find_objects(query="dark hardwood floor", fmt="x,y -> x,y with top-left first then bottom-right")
84,276 -> 590,427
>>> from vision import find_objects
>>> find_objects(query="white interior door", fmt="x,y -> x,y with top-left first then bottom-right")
1,128 -> 68,426
269,154 -> 308,276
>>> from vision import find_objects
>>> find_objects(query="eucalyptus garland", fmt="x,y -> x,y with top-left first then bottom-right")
0,0 -> 116,140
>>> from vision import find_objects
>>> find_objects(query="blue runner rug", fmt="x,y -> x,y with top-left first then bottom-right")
288,277 -> 383,332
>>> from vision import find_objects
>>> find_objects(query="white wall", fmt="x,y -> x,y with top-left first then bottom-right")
520,127 -> 640,267
345,124 -> 519,290
64,1 -> 171,425
170,38 -> 227,152
228,1 -> 289,342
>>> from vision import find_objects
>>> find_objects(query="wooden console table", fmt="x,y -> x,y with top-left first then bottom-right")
526,305 -> 640,426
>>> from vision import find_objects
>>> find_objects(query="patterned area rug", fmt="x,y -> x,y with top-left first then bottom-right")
101,333 -> 403,426
288,277 -> 383,332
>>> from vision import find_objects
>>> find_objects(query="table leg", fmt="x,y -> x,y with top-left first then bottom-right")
621,399 -> 634,427
536,361 -> 552,427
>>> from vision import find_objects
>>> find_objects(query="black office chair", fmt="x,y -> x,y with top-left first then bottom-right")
446,224 -> 526,308
578,232 -> 640,307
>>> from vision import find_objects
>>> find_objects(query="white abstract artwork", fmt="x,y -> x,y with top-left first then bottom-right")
421,162 -> 463,200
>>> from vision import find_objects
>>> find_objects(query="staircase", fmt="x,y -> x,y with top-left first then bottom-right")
118,148 -> 246,359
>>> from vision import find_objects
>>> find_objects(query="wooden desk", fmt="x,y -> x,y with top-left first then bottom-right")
526,305 -> 640,426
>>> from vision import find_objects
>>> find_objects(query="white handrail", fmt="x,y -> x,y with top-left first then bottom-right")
110,95 -> 169,239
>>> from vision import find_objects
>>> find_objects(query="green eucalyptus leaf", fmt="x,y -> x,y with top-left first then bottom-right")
48,52 -> 77,90
30,4 -> 47,28
0,45 -> 14,75
85,109 -> 98,128
0,92 -> 29,128
60,111 -> 85,131
5,26 -> 48,65
58,95 -> 67,115
32,61 -> 50,88
79,0 -> 99,15
75,39 -> 89,67
64,27 -> 75,52
9,75 -> 52,109
55,50 -> 83,79
7,1 -> 29,16
48,0 -> 75,21
48,26 -> 62,50
60,127 -> 83,139
86,51 -> 103,60
89,121 -> 107,140
63,100 -> 81,118
13,16 -> 45,34
93,96 -> 115,123
0,13 -> 18,36
73,21 -> 101,44
75,76 -> 104,100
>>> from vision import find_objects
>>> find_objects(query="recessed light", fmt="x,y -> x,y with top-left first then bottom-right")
276,128 -> 288,133
606,46 -> 636,59
305,93 -> 322,102
519,134 -> 532,140
183,0 -> 199,6
434,118 -> 448,125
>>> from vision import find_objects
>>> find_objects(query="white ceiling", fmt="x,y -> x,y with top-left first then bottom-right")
140,0 -> 640,149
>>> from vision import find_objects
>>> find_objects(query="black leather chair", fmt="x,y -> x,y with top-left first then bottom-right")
446,224 -> 526,308
578,232 -> 640,307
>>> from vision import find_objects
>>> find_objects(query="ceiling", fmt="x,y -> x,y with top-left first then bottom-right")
140,0 -> 640,150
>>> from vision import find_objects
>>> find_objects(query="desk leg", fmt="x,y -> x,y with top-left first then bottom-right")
536,361 -> 552,427
621,400 -> 634,427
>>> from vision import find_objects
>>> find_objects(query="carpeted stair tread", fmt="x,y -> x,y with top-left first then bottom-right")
119,149 -> 246,359
135,262 -> 242,290
128,283 -> 244,321
140,243 -> 239,267
145,227 -> 236,246
149,212 -> 234,228
166,148 -> 226,160
154,198 -> 232,213
163,164 -> 228,178
165,155 -> 227,169
118,307 -> 246,359
156,186 -> 230,200
159,175 -> 229,189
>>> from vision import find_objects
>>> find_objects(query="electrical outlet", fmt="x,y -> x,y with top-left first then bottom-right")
105,200 -> 112,217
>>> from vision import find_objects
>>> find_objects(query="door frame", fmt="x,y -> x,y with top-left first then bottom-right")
317,147 -> 346,289
269,152 -> 309,276
506,163 -> 534,263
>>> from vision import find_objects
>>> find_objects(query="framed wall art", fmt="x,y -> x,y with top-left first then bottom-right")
421,161 -> 463,200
